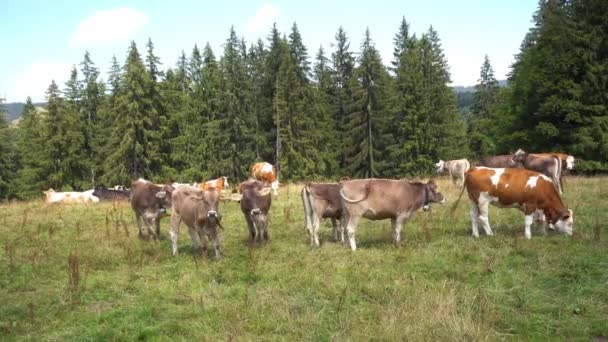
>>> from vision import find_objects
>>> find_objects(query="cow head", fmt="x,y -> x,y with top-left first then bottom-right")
554,209 -> 574,235
155,184 -> 176,211
435,160 -> 445,173
512,149 -> 527,164
196,189 -> 221,228
422,179 -> 445,211
565,156 -> 575,170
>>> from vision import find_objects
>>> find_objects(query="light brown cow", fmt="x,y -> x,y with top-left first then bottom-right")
514,149 -> 575,171
169,185 -> 222,257
301,182 -> 343,247
251,162 -> 278,195
240,179 -> 272,243
130,178 -> 175,241
339,179 -> 445,251
463,167 -> 573,239
199,176 -> 229,191
512,150 -> 563,194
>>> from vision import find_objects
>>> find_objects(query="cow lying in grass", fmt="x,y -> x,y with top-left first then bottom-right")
43,189 -> 99,204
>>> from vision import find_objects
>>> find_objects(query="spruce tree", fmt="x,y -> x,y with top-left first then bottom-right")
345,28 -> 392,177
79,51 -> 102,185
46,79 -> 86,189
469,55 -> 500,158
0,99 -> 17,199
103,41 -> 160,185
331,26 -> 356,171
15,98 -> 47,198
288,22 -> 311,82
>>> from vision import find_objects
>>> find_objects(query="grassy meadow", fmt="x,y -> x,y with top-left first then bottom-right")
0,177 -> 607,340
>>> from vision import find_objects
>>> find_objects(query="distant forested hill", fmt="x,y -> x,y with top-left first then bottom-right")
3,102 -> 47,121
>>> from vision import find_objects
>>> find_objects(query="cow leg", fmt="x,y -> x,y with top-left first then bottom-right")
262,221 -> 270,243
189,226 -> 202,254
199,230 -> 208,258
478,202 -> 494,236
246,219 -> 257,243
470,204 -> 480,238
143,214 -> 158,241
155,217 -> 162,240
345,215 -> 360,251
209,230 -> 221,259
331,217 -> 338,242
312,214 -> 321,247
135,213 -> 144,238
524,214 -> 533,239
170,213 -> 181,256
391,218 -> 401,246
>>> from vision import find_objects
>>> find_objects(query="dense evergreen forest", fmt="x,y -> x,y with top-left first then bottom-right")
0,0 -> 607,199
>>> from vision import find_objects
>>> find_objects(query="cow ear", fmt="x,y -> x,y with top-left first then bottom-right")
156,191 -> 167,199
563,209 -> 573,220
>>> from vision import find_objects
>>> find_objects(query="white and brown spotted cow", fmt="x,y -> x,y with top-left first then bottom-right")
464,167 -> 573,239
251,162 -> 278,195
435,159 -> 471,185
199,176 -> 229,191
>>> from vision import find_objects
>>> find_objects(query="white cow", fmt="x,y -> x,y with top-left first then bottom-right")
435,159 -> 471,185
43,189 -> 99,204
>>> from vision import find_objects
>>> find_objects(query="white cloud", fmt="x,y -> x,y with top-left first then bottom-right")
10,61 -> 73,102
246,4 -> 280,33
70,8 -> 149,47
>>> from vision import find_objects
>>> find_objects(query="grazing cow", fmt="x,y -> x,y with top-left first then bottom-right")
512,150 -> 562,194
339,179 -> 445,251
240,179 -> 272,243
169,185 -> 222,257
43,189 -> 99,204
435,159 -> 471,185
199,176 -> 229,191
251,162 -> 279,195
92,186 -> 131,201
476,155 -> 521,168
463,167 -> 573,239
130,178 -> 175,241
514,149 -> 575,171
301,182 -> 343,247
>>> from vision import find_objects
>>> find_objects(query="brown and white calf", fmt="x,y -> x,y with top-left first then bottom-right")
512,150 -> 563,194
130,178 -> 175,241
435,159 -> 471,185
169,185 -> 222,257
339,179 -> 445,251
464,167 -> 573,239
301,182 -> 343,247
240,179 -> 272,243
251,162 -> 279,195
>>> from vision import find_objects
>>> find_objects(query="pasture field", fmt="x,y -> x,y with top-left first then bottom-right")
0,177 -> 607,340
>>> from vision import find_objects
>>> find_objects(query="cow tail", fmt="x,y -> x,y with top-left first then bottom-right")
450,180 -> 468,216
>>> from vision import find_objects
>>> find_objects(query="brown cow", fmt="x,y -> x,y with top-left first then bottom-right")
463,167 -> 573,239
476,155 -> 521,168
512,150 -> 562,194
240,179 -> 272,243
251,162 -> 278,195
514,149 -> 575,171
199,176 -> 229,191
339,179 -> 445,251
169,185 -> 222,257
130,178 -> 175,241
301,182 -> 343,247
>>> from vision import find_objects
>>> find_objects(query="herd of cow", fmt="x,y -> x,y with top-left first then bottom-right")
39,149 -> 576,256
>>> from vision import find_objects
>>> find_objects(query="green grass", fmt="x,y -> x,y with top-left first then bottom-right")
0,177 -> 607,340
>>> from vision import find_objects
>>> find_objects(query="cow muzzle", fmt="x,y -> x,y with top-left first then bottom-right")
251,208 -> 261,215
207,210 -> 217,218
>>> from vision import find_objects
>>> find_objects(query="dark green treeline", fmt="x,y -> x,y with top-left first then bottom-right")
1,2 -> 607,199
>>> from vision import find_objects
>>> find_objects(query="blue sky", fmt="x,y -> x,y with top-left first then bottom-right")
1,0 -> 538,103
